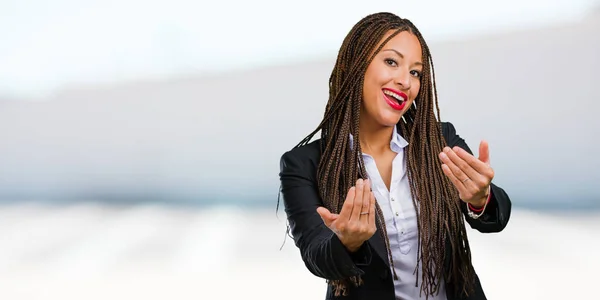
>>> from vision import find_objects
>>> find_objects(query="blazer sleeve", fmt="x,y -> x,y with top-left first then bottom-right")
442,122 -> 512,233
279,149 -> 372,280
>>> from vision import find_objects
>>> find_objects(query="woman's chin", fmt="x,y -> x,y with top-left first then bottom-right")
377,115 -> 402,127
362,108 -> 403,127
382,110 -> 404,124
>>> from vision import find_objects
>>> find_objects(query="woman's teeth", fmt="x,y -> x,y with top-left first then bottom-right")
383,90 -> 405,103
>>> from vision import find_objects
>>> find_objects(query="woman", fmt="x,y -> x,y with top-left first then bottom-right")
278,12 -> 511,300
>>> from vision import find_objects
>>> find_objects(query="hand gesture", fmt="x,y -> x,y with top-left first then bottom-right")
316,179 -> 377,252
438,141 -> 494,208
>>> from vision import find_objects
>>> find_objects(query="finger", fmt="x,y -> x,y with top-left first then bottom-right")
316,207 -> 336,228
439,149 -> 469,183
368,192 -> 376,226
351,179 -> 365,221
338,186 -> 356,221
478,140 -> 490,165
442,163 -> 485,203
360,179 -> 371,220
444,151 -> 483,195
327,212 -> 340,221
441,163 -> 468,197
360,179 -> 373,217
452,146 -> 492,177
442,147 -> 479,181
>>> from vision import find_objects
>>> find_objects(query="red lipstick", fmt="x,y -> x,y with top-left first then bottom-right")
382,88 -> 407,111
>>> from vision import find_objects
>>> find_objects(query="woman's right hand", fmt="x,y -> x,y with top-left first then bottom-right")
316,179 -> 377,252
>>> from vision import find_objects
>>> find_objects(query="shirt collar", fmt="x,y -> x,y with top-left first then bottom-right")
348,125 -> 409,154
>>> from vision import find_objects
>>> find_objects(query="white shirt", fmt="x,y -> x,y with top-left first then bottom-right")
350,126 -> 447,300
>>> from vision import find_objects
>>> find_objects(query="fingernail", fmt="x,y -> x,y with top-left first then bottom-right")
444,147 -> 451,153
357,178 -> 363,185
439,152 -> 447,160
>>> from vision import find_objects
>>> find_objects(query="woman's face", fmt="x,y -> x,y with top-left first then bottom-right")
361,30 -> 423,128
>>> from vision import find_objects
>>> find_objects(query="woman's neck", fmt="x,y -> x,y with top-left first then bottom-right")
358,120 -> 395,156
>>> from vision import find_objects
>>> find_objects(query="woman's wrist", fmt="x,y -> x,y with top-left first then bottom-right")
468,186 -> 491,211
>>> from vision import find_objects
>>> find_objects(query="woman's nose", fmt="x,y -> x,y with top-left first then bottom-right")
394,71 -> 411,90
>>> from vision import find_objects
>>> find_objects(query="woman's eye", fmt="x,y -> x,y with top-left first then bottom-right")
410,70 -> 422,77
385,58 -> 397,67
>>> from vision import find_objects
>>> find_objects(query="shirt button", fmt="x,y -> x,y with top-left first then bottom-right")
395,212 -> 399,217
391,197 -> 395,201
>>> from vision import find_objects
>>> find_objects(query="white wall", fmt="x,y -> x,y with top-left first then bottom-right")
0,10 -> 598,207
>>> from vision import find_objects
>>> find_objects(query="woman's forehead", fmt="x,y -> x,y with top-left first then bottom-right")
376,30 -> 423,61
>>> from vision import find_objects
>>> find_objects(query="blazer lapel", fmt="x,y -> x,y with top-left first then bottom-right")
368,216 -> 390,266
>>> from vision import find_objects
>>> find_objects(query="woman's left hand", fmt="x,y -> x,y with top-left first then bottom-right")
438,140 -> 494,208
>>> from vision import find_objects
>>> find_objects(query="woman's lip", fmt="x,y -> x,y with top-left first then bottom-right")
382,88 -> 408,101
383,91 -> 406,111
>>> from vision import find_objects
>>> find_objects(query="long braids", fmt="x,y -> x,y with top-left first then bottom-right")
294,12 -> 475,299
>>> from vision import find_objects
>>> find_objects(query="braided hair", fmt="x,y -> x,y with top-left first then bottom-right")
294,12 -> 475,298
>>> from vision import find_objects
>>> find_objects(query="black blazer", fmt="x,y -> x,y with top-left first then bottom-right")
279,122 -> 512,300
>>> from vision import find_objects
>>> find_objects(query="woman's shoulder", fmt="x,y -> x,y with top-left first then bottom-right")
439,121 -> 459,141
279,139 -> 322,174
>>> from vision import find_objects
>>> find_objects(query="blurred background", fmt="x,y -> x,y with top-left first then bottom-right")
1,0 -> 599,299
